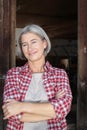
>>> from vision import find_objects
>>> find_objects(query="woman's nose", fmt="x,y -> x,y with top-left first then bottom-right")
27,44 -> 32,51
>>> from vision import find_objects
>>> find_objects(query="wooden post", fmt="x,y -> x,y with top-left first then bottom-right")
0,0 -> 16,129
0,0 -> 16,75
77,0 -> 87,129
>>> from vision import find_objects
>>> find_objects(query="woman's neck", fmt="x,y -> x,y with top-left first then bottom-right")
28,60 -> 45,73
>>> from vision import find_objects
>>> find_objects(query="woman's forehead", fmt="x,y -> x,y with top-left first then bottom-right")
21,32 -> 42,42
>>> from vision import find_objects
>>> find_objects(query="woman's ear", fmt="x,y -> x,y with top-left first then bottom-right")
43,40 -> 47,49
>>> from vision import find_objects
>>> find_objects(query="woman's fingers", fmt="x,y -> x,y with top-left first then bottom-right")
3,112 -> 11,120
56,90 -> 65,98
2,99 -> 18,119
2,99 -> 22,119
4,99 -> 15,103
2,103 -> 11,119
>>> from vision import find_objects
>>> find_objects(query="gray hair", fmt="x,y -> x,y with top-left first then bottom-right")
18,24 -> 51,59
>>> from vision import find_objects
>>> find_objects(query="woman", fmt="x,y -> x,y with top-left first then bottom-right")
2,24 -> 72,130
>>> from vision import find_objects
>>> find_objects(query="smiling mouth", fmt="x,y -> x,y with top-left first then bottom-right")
29,51 -> 37,56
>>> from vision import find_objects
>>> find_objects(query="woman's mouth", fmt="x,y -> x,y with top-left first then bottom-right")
29,51 -> 37,56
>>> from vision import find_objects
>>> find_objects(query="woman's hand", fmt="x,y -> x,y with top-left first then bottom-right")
2,99 -> 22,120
56,90 -> 65,99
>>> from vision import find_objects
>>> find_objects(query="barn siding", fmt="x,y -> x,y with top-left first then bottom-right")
77,0 -> 87,129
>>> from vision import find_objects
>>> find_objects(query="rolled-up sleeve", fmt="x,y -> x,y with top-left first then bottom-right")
3,68 -> 20,102
50,70 -> 72,119
3,68 -> 22,120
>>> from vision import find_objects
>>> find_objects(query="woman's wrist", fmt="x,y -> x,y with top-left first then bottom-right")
19,102 -> 25,113
21,102 -> 32,113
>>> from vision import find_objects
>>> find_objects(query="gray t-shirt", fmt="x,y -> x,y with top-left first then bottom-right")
23,73 -> 48,130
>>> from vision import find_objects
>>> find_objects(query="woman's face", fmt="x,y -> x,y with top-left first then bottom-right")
21,32 -> 47,62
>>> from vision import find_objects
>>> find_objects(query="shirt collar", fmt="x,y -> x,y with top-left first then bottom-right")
21,61 -> 53,74
44,61 -> 53,72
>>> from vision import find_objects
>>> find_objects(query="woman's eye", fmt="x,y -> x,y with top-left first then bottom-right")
32,41 -> 37,44
22,43 -> 27,47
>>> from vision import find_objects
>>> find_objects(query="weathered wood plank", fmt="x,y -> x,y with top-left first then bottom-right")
77,0 -> 87,129
10,0 -> 16,67
0,0 -> 16,129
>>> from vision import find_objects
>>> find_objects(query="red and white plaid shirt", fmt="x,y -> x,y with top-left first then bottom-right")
3,61 -> 72,130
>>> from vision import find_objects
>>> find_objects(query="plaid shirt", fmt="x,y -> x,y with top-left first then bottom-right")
3,61 -> 72,130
